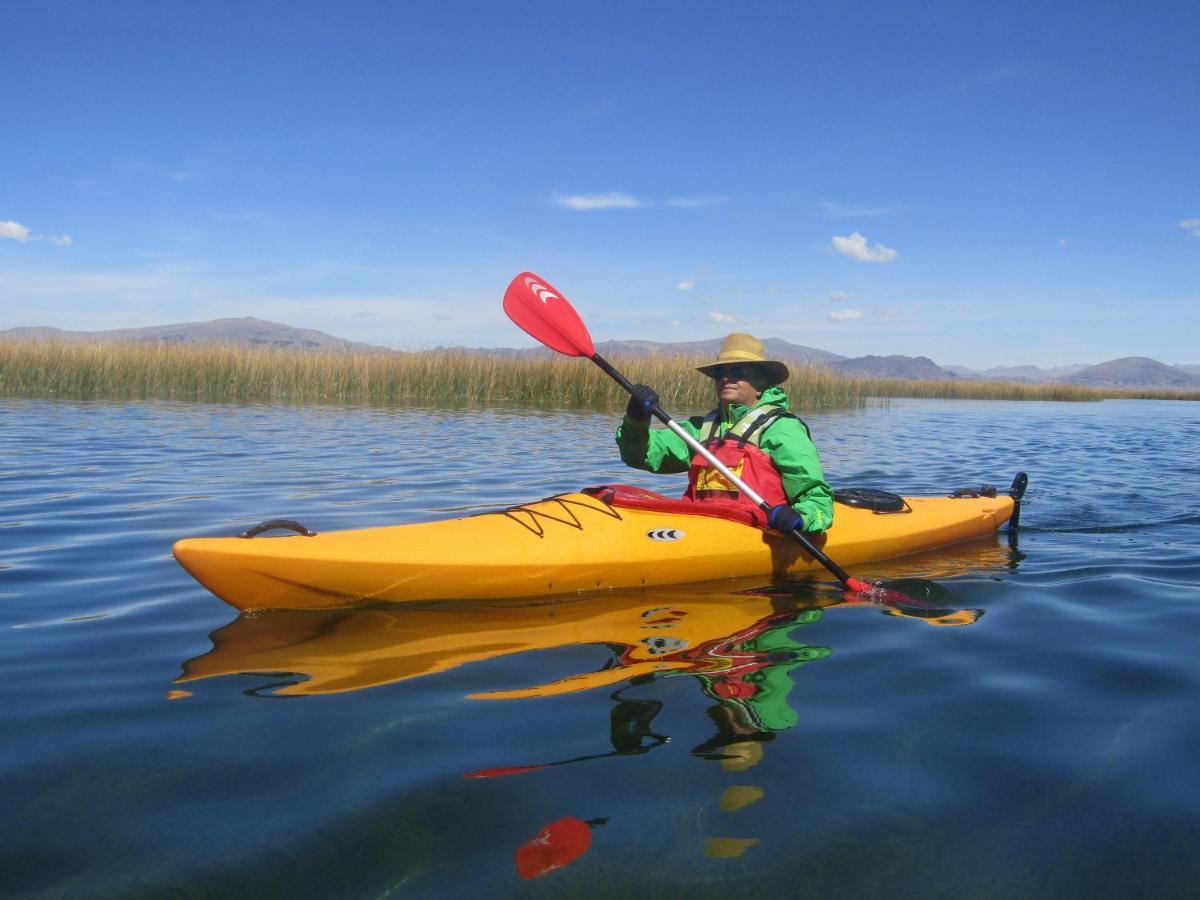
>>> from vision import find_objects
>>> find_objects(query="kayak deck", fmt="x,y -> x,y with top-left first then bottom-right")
173,484 -> 1016,611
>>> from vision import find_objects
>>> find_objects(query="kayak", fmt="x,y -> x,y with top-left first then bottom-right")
173,479 -> 1022,611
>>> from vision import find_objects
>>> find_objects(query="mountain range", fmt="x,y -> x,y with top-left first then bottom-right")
0,318 -> 382,353
4,318 -> 1199,391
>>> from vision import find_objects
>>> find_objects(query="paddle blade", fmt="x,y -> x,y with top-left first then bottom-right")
503,272 -> 596,358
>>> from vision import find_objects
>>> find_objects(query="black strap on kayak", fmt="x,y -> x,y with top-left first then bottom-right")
833,488 -> 912,514
238,519 -> 317,538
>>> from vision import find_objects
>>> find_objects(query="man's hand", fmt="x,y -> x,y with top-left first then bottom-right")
625,384 -> 659,421
767,504 -> 804,533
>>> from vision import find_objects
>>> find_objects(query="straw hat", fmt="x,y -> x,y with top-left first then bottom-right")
696,333 -> 790,386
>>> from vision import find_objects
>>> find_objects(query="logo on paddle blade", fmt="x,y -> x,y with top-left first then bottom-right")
524,276 -> 559,305
646,528 -> 685,542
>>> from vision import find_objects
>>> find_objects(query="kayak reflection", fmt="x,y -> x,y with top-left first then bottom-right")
177,537 -> 1011,871
177,536 -> 1010,701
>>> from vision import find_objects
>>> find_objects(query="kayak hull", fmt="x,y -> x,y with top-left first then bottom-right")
174,489 -> 1015,611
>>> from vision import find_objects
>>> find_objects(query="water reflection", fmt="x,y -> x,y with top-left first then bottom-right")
178,539 -> 1012,863
178,537 -> 1012,704
172,537 -> 1015,863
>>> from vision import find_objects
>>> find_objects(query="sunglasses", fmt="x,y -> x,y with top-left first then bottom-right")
711,365 -> 754,382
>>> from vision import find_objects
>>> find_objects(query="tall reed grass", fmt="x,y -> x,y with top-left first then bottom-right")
1,340 -> 1194,409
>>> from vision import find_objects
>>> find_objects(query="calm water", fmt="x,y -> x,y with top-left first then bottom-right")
1,397 -> 1198,898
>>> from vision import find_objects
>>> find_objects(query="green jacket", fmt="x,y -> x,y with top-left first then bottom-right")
615,386 -> 835,533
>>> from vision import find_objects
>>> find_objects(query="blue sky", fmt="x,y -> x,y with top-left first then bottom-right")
2,1 -> 1197,368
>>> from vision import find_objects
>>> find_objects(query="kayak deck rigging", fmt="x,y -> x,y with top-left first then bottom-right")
499,492 -> 623,537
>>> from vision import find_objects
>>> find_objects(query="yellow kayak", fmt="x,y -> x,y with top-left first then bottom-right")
173,481 -> 1020,611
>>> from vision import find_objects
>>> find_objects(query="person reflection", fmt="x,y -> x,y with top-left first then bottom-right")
673,608 -> 830,859
686,609 -> 829,764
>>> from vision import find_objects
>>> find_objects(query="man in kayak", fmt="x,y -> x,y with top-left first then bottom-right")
616,333 -> 834,534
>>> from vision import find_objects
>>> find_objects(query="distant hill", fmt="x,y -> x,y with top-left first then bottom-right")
829,355 -> 952,380
943,363 -> 1092,383
974,364 -> 1047,382
0,318 -> 387,353
1061,357 -> 1200,391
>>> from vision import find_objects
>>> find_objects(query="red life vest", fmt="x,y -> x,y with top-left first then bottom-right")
683,405 -> 797,524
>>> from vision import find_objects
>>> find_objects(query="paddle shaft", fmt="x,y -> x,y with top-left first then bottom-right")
591,353 -> 867,592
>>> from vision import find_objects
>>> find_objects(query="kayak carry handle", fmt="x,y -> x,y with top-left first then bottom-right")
238,519 -> 317,539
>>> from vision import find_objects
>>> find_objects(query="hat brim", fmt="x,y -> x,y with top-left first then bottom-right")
697,360 -> 790,386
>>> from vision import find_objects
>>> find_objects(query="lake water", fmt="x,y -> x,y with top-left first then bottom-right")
1,397 -> 1198,897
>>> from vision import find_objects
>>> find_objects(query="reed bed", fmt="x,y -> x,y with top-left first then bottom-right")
1,340 -> 1195,410
0,341 -> 866,409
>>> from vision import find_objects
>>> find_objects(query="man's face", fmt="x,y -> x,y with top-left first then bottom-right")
711,365 -> 765,407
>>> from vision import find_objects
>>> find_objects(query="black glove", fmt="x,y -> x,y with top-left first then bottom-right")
767,503 -> 804,533
625,384 -> 659,421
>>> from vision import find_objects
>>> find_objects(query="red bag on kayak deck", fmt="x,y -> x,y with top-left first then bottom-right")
583,484 -> 764,528
515,816 -> 592,879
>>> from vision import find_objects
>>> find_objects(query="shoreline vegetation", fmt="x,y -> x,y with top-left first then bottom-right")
2,340 -> 1197,408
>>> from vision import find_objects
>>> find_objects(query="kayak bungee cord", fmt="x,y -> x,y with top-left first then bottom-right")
498,493 -> 623,538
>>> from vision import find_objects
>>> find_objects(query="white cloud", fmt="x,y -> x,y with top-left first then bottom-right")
829,308 -> 863,321
677,279 -> 695,291
1179,218 -> 1200,238
554,192 -> 643,211
1,221 -> 32,241
829,289 -> 854,302
831,231 -> 898,264
706,311 -> 745,324
1,219 -> 72,246
553,193 -> 728,211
